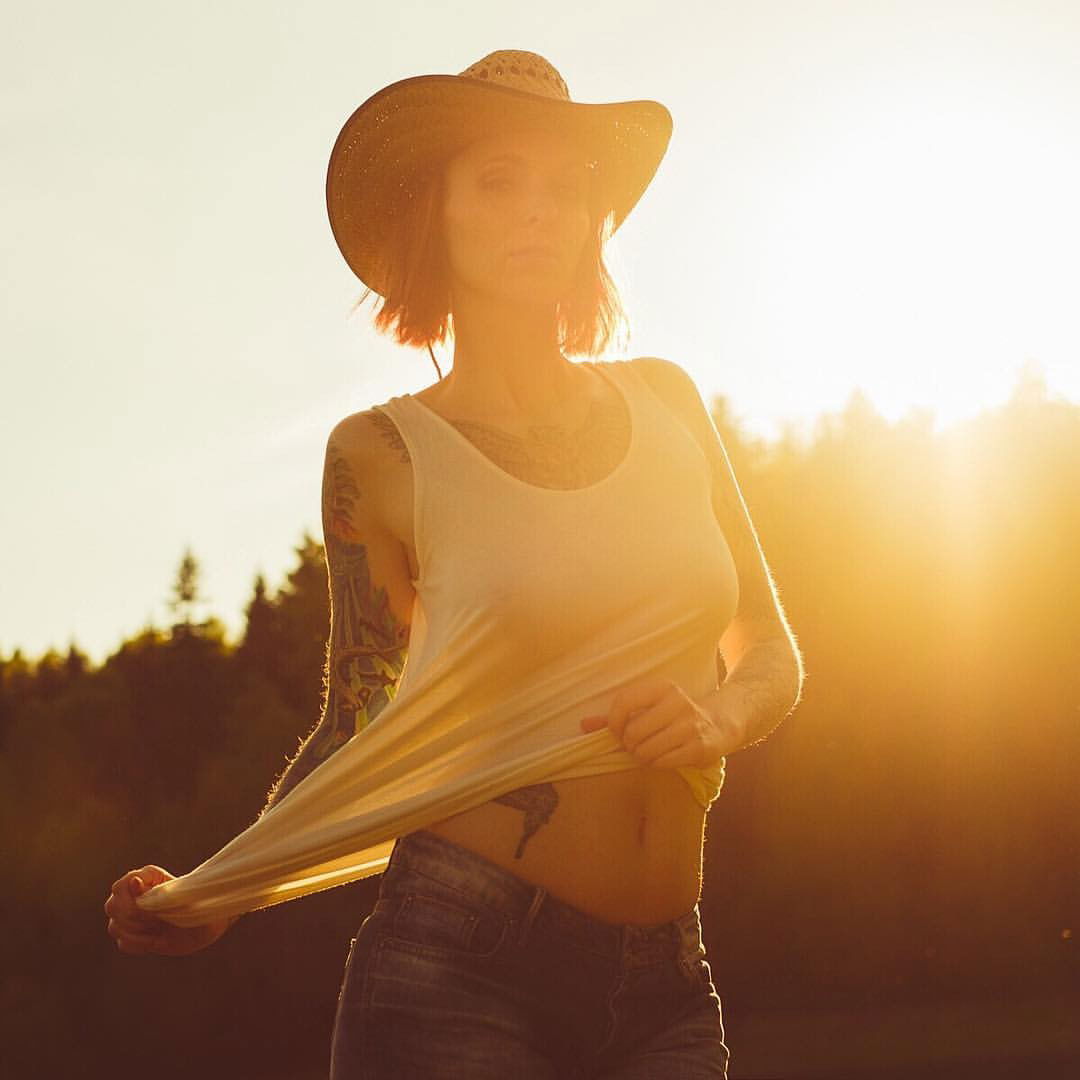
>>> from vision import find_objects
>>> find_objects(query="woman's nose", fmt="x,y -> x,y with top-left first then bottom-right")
524,181 -> 560,223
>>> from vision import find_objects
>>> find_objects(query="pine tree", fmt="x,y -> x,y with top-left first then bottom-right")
168,546 -> 206,637
238,571 -> 280,676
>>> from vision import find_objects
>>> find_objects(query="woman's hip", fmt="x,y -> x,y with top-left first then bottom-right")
329,828 -> 728,1078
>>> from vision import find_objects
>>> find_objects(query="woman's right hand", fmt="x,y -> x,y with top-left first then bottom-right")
104,865 -> 238,957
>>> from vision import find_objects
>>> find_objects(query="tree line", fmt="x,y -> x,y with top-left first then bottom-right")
3,370 -> 1077,1077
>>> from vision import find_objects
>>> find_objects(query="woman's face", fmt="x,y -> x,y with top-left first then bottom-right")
441,125 -> 594,310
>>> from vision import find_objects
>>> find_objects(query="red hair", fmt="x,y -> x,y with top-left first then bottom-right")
351,160 -> 630,368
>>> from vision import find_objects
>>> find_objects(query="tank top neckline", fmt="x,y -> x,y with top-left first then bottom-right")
401,360 -> 638,497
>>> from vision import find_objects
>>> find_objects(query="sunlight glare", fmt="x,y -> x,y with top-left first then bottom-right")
686,73 -> 1080,432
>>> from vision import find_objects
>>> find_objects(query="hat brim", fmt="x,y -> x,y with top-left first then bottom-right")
326,74 -> 673,296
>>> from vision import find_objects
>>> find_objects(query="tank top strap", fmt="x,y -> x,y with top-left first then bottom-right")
371,391 -> 498,596
371,392 -> 450,491
609,358 -> 713,478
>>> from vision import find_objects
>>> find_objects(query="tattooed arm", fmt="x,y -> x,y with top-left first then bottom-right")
701,418 -> 803,753
632,357 -> 805,752
257,416 -> 413,820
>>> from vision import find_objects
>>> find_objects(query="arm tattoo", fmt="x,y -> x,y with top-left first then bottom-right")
369,409 -> 411,464
257,433 -> 409,818
701,428 -> 804,751
722,637 -> 804,752
493,782 -> 560,858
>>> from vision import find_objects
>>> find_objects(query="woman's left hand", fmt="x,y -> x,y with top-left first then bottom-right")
580,676 -> 744,769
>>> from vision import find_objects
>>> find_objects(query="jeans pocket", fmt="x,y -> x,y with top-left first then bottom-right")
387,889 -> 508,961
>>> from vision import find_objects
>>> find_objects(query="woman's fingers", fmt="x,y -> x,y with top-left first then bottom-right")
104,868 -> 172,934
106,912 -> 159,940
117,932 -> 171,955
108,920 -> 160,951
127,865 -> 170,892
106,865 -> 230,958
104,885 -> 153,929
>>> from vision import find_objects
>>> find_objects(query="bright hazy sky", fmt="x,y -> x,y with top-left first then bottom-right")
3,1 -> 1078,665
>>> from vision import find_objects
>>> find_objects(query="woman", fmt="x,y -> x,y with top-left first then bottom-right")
105,49 -> 803,1078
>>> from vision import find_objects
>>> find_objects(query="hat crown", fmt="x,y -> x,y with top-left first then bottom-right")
458,50 -> 570,102
327,51 -> 673,297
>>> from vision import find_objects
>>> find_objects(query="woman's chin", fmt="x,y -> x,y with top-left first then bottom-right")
488,283 -> 565,310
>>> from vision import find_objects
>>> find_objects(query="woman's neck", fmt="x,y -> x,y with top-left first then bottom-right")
435,295 -> 581,421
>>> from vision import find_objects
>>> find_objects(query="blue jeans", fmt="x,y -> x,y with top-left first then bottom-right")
329,828 -> 730,1078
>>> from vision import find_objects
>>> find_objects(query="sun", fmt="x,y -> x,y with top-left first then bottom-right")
634,63 -> 1078,437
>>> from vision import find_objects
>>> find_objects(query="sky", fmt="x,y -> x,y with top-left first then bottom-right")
3,0 -> 1078,665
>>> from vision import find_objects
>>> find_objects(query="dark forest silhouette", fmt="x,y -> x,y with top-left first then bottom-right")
3,370 -> 1077,1078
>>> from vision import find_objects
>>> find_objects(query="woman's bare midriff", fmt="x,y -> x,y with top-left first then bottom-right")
422,769 -> 707,926
365,366 -> 708,927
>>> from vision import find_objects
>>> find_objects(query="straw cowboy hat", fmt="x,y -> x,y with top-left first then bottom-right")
325,48 -> 673,296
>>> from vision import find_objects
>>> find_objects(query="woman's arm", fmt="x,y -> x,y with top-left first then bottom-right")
631,357 -> 804,752
701,638 -> 803,754
256,416 -> 414,820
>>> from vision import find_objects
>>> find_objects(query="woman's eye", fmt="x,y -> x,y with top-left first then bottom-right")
553,174 -> 588,200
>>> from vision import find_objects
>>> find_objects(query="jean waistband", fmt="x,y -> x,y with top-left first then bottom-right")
384,829 -> 702,965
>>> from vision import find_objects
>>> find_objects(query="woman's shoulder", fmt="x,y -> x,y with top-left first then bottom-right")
325,404 -> 413,523
328,401 -> 409,462
623,356 -> 728,473
625,356 -> 705,420
626,355 -> 694,389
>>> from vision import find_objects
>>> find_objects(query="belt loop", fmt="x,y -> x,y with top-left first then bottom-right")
518,885 -> 547,946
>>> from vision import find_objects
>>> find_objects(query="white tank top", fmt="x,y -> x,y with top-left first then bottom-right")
137,360 -> 739,927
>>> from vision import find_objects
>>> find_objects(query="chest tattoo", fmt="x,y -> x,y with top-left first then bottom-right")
450,394 -> 629,489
